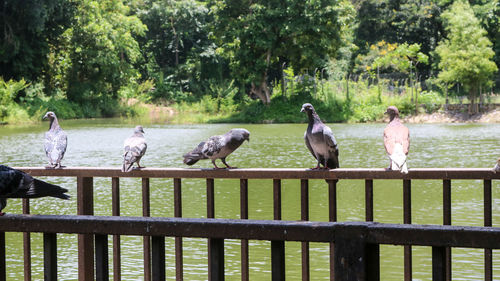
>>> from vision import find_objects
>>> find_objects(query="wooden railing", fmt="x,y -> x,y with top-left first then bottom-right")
1,167 -> 498,281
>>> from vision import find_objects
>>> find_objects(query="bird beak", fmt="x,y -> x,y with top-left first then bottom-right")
42,113 -> 48,120
300,108 -> 305,113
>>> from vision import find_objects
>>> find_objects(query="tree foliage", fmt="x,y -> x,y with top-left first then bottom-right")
435,0 -> 497,111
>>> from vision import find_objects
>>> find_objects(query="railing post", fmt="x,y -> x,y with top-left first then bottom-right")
111,178 -> 120,281
95,234 -> 109,281
174,178 -> 183,281
327,179 -> 338,281
43,233 -> 57,281
301,179 -> 309,281
432,246 -> 446,281
23,198 -> 31,281
142,178 -> 151,281
334,231 -> 377,281
442,179 -> 451,281
209,238 -> 224,281
151,236 -> 165,281
365,180 -> 373,221
484,179 -> 492,281
272,179 -> 285,281
240,179 -> 249,281
403,179 -> 412,281
77,176 -> 94,281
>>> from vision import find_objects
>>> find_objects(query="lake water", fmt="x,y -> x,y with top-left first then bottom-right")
1,120 -> 499,280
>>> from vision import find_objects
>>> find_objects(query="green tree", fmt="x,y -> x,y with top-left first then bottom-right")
66,0 -> 146,114
435,0 -> 497,113
211,0 -> 345,103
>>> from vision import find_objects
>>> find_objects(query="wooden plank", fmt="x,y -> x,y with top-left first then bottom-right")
22,199 -> 31,281
43,233 -> 57,281
327,180 -> 337,281
0,232 -> 5,281
14,167 -> 500,180
484,179 -> 492,281
301,179 -> 309,281
174,178 -> 183,281
271,241 -> 285,281
365,180 -> 373,222
432,246 -> 446,281
403,180 -> 412,281
142,178 -> 151,281
240,179 -> 248,281
209,238 -> 224,281
334,236 -> 367,281
77,177 -> 94,281
111,178 -> 121,281
442,180 -> 451,281
95,234 -> 109,281
273,179 -> 282,220
151,236 -> 165,281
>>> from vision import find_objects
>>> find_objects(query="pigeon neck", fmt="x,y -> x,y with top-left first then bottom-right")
308,111 -> 321,124
49,118 -> 60,131
389,114 -> 400,123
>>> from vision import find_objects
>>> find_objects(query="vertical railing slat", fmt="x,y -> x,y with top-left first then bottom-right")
240,179 -> 249,281
77,176 -> 94,281
327,180 -> 337,281
152,236 -> 166,281
365,179 -> 373,222
174,178 -> 183,281
111,178 -> 121,281
443,179 -> 451,281
22,198 -> 31,281
403,179 -> 412,281
272,179 -> 285,281
300,179 -> 309,281
142,178 -> 151,281
484,179 -> 492,281
95,234 -> 109,281
43,233 -> 57,281
0,232 -> 5,281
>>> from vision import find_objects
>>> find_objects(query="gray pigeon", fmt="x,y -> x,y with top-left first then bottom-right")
183,128 -> 250,169
122,126 -> 147,172
43,111 -> 67,169
0,165 -> 69,215
301,103 -> 339,169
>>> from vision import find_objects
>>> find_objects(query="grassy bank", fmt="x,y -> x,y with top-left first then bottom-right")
2,76 -> 498,125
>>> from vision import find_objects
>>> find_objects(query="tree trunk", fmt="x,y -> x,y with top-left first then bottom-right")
250,80 -> 271,104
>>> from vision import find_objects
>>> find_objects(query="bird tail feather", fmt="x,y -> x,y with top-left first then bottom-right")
29,179 -> 70,199
389,144 -> 408,174
122,161 -> 134,172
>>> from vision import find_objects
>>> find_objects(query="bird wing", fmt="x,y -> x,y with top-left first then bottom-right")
124,136 -> 147,157
0,165 -> 24,197
323,126 -> 339,155
45,130 -> 67,162
384,124 -> 409,156
202,135 -> 224,157
304,131 -> 317,160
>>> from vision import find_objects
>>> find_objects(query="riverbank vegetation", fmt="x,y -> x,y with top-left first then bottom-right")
1,0 -> 498,124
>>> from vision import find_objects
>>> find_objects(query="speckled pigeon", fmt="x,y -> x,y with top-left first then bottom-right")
301,103 -> 339,169
183,128 -> 250,169
43,112 -> 67,169
122,126 -> 147,172
0,165 -> 69,215
383,106 -> 410,174
493,157 -> 500,173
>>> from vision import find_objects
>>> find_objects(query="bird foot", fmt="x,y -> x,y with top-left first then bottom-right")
45,165 -> 56,169
310,166 -> 322,170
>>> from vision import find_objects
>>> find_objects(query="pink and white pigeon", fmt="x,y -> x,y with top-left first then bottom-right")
383,106 -> 410,174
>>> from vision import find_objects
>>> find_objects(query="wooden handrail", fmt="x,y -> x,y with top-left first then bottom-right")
13,167 -> 499,179
1,214 -> 500,249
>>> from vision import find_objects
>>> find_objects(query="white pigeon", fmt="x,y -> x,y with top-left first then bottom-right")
122,126 -> 147,172
43,111 -> 67,169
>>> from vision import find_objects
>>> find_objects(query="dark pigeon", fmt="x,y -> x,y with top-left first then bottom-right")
383,106 -> 410,174
122,126 -> 147,172
301,103 -> 339,169
0,165 -> 69,215
183,128 -> 250,169
43,111 -> 67,169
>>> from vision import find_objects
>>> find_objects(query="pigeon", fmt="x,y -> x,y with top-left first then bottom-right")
383,106 -> 410,174
493,157 -> 500,173
301,103 -> 339,169
0,165 -> 69,215
183,128 -> 250,169
43,111 -> 67,169
122,126 -> 147,172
